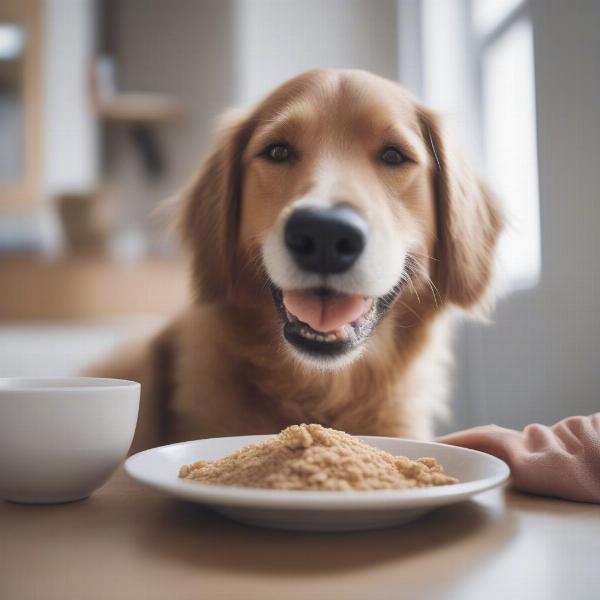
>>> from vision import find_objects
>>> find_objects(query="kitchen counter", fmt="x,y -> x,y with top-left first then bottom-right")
1,469 -> 598,600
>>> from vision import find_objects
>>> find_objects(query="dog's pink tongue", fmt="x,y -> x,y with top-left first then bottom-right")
283,291 -> 372,332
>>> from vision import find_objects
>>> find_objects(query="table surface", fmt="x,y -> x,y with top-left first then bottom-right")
1,469 -> 599,600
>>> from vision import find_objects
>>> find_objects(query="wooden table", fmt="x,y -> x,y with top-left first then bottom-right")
1,469 -> 599,600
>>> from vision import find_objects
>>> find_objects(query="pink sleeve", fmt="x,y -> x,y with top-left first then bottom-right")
436,413 -> 600,503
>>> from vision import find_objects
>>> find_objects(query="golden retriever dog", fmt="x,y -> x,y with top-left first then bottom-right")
92,69 -> 503,452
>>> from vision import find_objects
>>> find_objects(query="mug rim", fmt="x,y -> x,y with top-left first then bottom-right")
0,377 -> 140,393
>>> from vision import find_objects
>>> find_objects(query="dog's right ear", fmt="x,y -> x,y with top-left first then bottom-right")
178,108 -> 255,302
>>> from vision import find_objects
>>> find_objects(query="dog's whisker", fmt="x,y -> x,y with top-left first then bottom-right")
238,255 -> 262,279
399,300 -> 423,324
235,250 -> 274,295
416,265 -> 442,308
400,254 -> 422,304
405,251 -> 442,309
409,250 -> 440,263
425,277 -> 441,308
407,276 -> 421,304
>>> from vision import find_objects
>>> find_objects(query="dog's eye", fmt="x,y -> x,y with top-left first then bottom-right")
264,144 -> 292,163
380,147 -> 405,166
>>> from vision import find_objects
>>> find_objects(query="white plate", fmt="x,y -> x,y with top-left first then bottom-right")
125,435 -> 510,532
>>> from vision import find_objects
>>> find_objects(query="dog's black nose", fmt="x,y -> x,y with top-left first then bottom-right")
284,206 -> 368,274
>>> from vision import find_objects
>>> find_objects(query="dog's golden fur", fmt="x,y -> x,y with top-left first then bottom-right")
91,69 -> 502,452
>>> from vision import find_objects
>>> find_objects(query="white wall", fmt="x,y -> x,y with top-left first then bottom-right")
235,0 -> 398,105
470,0 -> 600,428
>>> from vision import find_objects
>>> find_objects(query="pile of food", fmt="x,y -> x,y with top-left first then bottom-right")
179,424 -> 458,491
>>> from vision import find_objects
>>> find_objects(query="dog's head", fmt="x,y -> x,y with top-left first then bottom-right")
180,69 -> 502,368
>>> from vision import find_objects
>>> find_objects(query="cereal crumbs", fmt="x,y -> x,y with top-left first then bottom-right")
178,424 -> 458,491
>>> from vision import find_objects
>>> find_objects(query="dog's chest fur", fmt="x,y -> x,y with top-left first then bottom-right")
167,304 -> 453,442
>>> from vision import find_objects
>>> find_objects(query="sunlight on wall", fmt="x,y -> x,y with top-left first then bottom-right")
482,18 -> 541,289
472,0 -> 522,34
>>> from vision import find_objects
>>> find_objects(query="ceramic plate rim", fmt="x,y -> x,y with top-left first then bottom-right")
125,435 -> 510,511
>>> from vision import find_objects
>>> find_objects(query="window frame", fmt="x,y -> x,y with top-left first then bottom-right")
469,0 -> 531,163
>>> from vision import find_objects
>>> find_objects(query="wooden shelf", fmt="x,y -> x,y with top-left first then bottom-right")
95,93 -> 182,124
0,256 -> 189,320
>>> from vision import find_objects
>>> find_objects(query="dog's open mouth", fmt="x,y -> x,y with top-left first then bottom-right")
271,285 -> 401,359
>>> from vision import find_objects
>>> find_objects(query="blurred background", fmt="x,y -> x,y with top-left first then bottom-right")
0,0 -> 598,433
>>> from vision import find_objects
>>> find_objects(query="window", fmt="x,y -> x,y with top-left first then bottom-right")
416,0 -> 541,290
480,14 -> 540,288
472,0 -> 522,35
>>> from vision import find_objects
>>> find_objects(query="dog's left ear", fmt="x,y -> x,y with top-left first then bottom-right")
178,108 -> 255,303
418,107 -> 504,309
